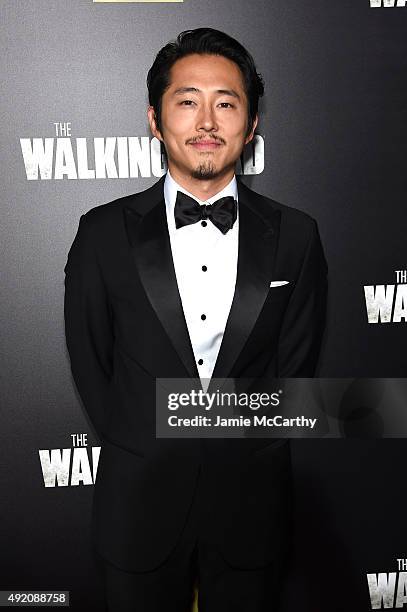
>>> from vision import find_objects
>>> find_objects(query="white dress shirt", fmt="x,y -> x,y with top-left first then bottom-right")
164,169 -> 239,392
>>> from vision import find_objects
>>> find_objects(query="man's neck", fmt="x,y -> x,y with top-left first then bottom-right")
167,166 -> 235,201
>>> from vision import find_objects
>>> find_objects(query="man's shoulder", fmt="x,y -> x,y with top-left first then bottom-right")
82,177 -> 165,230
239,179 -> 318,234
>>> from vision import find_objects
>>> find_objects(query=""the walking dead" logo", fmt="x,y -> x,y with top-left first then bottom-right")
20,122 -> 264,180
39,434 -> 100,487
364,271 -> 407,324
367,560 -> 407,609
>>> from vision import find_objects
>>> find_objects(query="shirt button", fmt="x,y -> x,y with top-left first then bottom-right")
201,314 -> 206,320
202,265 -> 207,272
198,359 -> 203,365
201,221 -> 207,227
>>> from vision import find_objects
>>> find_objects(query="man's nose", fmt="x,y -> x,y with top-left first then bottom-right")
196,104 -> 218,132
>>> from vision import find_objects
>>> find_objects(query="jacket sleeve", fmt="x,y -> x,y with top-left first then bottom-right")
64,213 -> 114,439
277,218 -> 328,377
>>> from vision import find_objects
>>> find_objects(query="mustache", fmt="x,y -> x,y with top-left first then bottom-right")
186,135 -> 225,145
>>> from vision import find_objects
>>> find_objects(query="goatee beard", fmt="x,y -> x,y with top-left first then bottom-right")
190,160 -> 219,180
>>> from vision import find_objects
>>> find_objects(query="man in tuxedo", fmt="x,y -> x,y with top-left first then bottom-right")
64,27 -> 327,612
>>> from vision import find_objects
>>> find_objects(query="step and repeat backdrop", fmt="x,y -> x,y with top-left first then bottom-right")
1,1 -> 406,610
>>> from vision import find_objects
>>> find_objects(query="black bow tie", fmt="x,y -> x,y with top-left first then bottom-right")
174,191 -> 237,235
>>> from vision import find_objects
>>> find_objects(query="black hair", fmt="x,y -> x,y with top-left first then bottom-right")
147,27 -> 264,137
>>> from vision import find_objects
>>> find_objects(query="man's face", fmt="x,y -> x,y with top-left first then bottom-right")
148,53 -> 258,181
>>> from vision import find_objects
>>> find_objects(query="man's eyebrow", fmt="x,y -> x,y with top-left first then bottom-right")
173,87 -> 241,100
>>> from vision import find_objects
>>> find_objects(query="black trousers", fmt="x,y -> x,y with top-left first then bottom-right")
94,467 -> 288,612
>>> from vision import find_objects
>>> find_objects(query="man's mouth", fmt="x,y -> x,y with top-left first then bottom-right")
189,140 -> 223,151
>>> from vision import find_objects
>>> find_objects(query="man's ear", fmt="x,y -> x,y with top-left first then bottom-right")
147,106 -> 163,141
244,114 -> 258,145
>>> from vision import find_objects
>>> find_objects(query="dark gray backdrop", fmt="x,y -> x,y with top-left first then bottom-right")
1,1 -> 406,610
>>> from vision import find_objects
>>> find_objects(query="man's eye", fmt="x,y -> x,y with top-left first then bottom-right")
219,102 -> 234,108
180,100 -> 195,106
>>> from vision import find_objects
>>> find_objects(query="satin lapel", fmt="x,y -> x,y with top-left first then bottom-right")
123,179 -> 199,380
208,180 -> 281,391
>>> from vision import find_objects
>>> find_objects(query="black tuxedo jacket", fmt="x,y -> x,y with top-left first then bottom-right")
64,174 -> 328,572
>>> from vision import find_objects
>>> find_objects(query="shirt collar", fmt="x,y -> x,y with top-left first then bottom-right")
164,168 -> 238,230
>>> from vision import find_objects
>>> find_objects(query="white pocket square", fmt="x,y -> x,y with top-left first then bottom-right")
269,280 -> 290,287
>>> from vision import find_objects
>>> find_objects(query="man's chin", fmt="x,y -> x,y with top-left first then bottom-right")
190,161 -> 221,181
